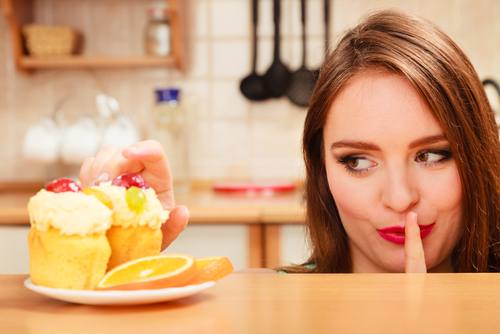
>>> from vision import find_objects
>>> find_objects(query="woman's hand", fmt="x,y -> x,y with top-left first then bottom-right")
404,212 -> 427,273
79,140 -> 189,251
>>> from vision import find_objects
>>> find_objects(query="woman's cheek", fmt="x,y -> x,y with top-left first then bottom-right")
327,172 -> 374,220
420,165 -> 462,212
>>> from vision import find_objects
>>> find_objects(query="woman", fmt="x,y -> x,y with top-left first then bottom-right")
79,10 -> 500,273
294,9 -> 500,273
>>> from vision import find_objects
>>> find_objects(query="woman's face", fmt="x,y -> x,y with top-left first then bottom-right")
323,72 -> 463,273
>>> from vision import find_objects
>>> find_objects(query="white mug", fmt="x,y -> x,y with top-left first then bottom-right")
22,117 -> 60,165
59,117 -> 101,165
100,116 -> 141,149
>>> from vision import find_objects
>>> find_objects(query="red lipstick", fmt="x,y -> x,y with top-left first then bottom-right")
377,223 -> 435,244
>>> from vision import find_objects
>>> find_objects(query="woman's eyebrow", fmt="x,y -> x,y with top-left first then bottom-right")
330,141 -> 380,151
408,134 -> 448,149
330,134 -> 448,151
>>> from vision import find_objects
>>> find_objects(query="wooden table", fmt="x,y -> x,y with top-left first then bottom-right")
0,186 -> 306,269
2,273 -> 500,333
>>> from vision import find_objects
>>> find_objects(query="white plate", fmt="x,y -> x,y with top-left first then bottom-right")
24,278 -> 216,306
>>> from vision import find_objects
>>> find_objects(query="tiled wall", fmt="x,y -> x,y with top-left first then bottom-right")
1,0 -> 499,183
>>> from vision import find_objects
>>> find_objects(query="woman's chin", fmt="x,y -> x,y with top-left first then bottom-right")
377,253 -> 407,273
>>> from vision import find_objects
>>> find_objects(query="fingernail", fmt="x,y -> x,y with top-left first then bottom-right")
128,145 -> 138,151
97,173 -> 109,182
90,180 -> 95,187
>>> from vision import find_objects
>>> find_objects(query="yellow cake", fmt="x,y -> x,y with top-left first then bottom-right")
27,189 -> 113,290
96,182 -> 169,270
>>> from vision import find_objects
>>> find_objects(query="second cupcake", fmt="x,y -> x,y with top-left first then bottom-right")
96,173 -> 170,271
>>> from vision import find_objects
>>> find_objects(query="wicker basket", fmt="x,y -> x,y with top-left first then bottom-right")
22,24 -> 77,57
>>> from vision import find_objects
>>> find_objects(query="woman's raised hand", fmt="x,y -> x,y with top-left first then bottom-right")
79,140 -> 189,251
404,212 -> 427,273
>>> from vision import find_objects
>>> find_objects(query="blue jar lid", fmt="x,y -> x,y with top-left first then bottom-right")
155,89 -> 180,102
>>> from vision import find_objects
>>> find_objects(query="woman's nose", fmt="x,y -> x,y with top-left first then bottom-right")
380,167 -> 419,213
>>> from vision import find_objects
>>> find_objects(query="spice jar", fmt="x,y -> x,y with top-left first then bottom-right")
144,6 -> 171,56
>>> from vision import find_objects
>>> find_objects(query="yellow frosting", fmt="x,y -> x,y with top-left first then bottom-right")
96,182 -> 169,230
27,189 -> 113,237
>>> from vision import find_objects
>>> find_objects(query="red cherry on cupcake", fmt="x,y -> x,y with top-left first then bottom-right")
111,173 -> 150,189
46,178 -> 82,193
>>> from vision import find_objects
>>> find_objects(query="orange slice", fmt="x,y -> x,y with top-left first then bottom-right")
96,254 -> 197,291
186,256 -> 234,285
82,187 -> 113,209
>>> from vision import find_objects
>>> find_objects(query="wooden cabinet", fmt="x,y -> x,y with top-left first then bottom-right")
1,0 -> 187,72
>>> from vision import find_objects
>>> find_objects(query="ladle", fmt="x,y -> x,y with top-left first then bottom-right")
313,0 -> 330,81
286,0 -> 316,108
240,0 -> 269,101
483,78 -> 500,126
263,0 -> 292,98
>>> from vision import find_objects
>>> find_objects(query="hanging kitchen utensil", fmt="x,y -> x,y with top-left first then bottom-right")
240,0 -> 269,101
313,0 -> 330,81
482,78 -> 500,127
286,0 -> 315,108
263,0 -> 292,98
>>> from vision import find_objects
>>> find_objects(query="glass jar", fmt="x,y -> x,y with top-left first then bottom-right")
150,89 -> 190,193
144,6 -> 171,56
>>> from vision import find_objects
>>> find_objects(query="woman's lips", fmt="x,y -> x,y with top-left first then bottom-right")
377,223 -> 435,244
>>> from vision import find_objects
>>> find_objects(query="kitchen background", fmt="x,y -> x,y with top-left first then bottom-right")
1,0 -> 500,273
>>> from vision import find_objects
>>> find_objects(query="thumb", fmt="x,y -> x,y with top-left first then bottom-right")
160,205 -> 190,251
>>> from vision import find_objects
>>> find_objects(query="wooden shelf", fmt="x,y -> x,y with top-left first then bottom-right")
1,0 -> 188,72
18,55 -> 176,69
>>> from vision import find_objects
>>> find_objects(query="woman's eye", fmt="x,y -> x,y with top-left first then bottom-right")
417,153 -> 433,162
338,156 -> 377,174
415,150 -> 452,164
347,158 -> 371,169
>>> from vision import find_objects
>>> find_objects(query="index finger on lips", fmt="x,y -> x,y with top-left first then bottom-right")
405,212 -> 427,273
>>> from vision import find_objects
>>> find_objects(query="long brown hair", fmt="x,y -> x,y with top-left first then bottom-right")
283,9 -> 500,273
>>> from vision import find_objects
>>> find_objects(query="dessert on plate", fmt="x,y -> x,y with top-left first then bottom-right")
27,174 -> 169,289
27,179 -> 113,290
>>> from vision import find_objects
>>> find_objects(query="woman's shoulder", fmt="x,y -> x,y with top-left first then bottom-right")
278,264 -> 316,274
234,268 -> 279,274
232,264 -> 317,274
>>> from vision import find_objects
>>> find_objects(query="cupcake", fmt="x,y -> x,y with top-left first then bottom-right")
96,173 -> 169,271
27,179 -> 113,290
